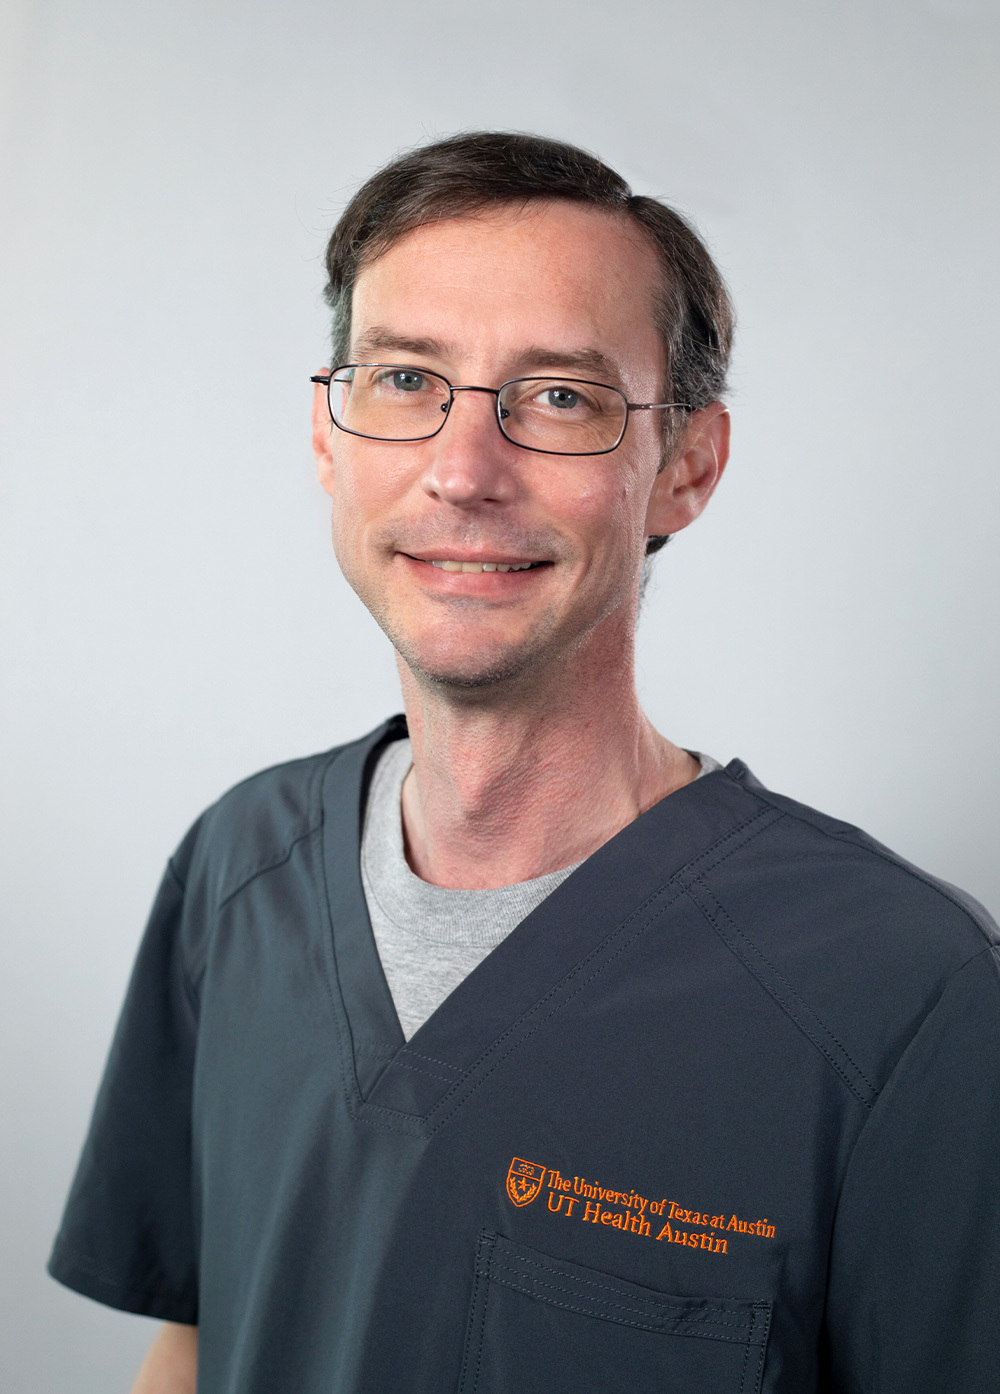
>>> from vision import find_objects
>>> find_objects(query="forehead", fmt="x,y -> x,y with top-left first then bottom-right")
349,200 -> 664,380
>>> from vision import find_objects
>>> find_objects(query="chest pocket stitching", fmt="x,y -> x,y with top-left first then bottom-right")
486,1260 -> 761,1338
464,1232 -> 772,1394
458,1244 -> 492,1394
482,1245 -> 762,1320
742,1301 -> 771,1393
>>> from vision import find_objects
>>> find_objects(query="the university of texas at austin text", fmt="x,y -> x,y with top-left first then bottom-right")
506,1157 -> 776,1258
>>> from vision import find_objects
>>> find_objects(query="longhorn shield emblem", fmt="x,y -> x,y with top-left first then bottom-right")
506,1157 -> 547,1208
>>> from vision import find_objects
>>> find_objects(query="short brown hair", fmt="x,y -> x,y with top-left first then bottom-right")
323,131 -> 734,555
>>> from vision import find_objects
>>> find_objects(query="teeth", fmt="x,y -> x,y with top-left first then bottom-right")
430,560 -> 537,573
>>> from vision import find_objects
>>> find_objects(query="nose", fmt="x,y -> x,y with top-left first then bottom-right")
420,388 -> 519,507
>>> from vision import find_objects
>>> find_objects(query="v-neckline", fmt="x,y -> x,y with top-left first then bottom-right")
319,718 -> 778,1138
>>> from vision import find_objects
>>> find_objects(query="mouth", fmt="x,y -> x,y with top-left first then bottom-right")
403,554 -> 551,575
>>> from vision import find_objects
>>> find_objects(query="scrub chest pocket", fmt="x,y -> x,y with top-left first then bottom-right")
459,1232 -> 772,1394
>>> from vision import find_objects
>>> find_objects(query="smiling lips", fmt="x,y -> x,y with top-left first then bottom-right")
428,559 -> 543,573
403,552 -> 547,574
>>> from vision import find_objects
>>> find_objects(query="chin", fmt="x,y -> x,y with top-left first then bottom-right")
392,622 -> 561,695
403,645 -> 540,693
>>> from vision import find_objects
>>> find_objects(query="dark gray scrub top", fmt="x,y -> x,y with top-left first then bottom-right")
49,716 -> 1000,1393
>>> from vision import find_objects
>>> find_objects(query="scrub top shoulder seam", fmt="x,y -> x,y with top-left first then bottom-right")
683,877 -> 878,1110
212,750 -> 337,913
215,820 -> 324,915
727,776 -> 999,951
825,940 -> 1000,1230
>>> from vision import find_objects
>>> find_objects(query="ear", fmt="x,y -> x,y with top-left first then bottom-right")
312,372 -> 336,499
644,402 -> 730,538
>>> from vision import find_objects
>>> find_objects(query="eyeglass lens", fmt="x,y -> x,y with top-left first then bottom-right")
329,365 -> 628,454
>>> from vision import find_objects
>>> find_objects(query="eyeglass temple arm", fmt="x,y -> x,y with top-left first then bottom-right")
311,375 -> 332,385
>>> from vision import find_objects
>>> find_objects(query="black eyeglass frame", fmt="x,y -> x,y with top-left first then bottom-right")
310,364 -> 691,457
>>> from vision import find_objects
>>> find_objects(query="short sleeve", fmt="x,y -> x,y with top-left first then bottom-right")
47,828 -> 202,1322
823,945 -> 1000,1392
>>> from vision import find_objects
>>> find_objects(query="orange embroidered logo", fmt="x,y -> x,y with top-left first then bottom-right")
506,1158 -> 547,1207
503,1154 -> 777,1258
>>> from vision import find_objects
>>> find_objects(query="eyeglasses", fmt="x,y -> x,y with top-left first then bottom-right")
310,364 -> 689,457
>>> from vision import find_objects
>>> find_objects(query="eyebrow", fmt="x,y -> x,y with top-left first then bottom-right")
352,328 -> 452,362
518,346 -> 619,380
350,327 -> 621,383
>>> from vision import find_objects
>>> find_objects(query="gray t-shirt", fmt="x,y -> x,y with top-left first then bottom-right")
361,737 -> 722,1040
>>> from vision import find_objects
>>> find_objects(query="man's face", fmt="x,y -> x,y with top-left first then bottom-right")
314,200 -> 693,693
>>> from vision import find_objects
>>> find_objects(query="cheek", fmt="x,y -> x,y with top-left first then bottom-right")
550,459 -> 648,554
329,445 -> 403,536
327,472 -> 382,590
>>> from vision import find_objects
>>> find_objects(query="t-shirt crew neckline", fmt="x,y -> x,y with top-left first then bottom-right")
361,737 -> 583,949
360,736 -> 722,1041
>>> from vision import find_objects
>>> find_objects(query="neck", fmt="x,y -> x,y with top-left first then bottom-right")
396,626 -> 699,889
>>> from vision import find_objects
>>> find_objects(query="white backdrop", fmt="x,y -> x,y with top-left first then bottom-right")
2,1 -> 998,1388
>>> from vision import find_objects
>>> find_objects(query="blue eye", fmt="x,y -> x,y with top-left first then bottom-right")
546,387 -> 579,409
393,371 -> 425,392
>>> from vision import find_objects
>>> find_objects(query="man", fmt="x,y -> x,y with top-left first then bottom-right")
50,133 -> 1000,1393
